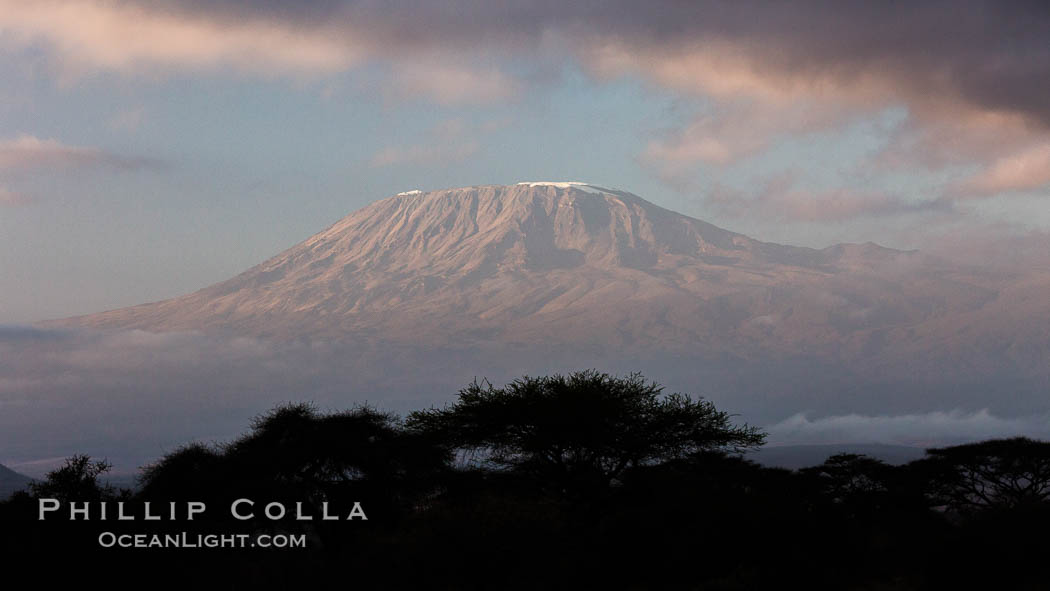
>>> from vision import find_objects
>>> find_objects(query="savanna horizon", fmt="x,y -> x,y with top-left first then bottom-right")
4,373 -> 1049,589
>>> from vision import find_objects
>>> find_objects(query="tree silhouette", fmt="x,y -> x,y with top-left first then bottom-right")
912,437 -> 1050,515
29,454 -> 118,502
800,453 -> 894,511
139,402 -> 450,520
406,370 -> 765,500
137,442 -> 228,503
9,387 -> 1050,588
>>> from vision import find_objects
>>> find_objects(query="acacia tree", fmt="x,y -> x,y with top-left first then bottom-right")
798,453 -> 900,521
801,454 -> 892,500
913,437 -> 1050,515
29,454 -> 118,502
406,370 -> 765,499
139,403 -> 450,518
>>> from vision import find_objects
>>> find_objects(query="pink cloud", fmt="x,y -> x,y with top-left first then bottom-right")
4,0 -> 1049,210
578,31 -> 1050,208
0,186 -> 28,206
0,135 -> 160,205
0,135 -> 157,173
956,143 -> 1050,196
0,1 -> 521,106
0,0 -> 360,76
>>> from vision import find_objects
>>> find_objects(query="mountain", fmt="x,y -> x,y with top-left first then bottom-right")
23,182 -> 1050,472
50,182 -> 1049,374
0,463 -> 32,499
750,444 -> 927,470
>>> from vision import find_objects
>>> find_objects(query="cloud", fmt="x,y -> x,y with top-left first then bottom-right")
0,0 -> 360,77
5,2 -> 1050,116
609,38 -> 1050,209
370,142 -> 479,168
0,326 -> 573,475
0,186 -> 28,206
2,326 -> 1048,475
369,117 -> 508,168
108,107 -> 147,133
642,104 -> 781,169
917,225 -> 1050,271
564,2 -> 1050,209
574,2 -> 1050,129
956,143 -> 1050,196
705,174 -> 947,222
0,135 -> 162,205
766,409 -> 1050,448
0,327 -> 408,474
5,2 -> 1050,162
4,2 -> 1050,231
0,135 -> 158,173
0,0 -> 519,104
0,135 -> 161,205
389,62 -> 520,106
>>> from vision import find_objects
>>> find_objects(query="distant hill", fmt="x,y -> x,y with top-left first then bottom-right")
750,444 -> 927,470
0,463 -> 32,499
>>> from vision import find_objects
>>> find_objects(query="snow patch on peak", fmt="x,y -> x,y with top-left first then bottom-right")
517,181 -> 591,188
516,181 -> 608,195
397,189 -> 422,196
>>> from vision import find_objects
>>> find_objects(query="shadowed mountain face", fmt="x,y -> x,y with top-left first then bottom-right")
0,464 -> 31,499
51,182 -> 1049,377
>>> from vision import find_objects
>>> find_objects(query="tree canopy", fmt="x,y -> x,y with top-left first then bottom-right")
913,437 -> 1050,514
4,374 -> 1050,590
29,454 -> 118,502
406,370 -> 765,498
139,403 -> 450,520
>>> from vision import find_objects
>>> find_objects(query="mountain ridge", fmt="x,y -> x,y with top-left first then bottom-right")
46,183 -> 1047,376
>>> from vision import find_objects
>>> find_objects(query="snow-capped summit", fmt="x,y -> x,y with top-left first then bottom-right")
516,181 -> 609,194
516,181 -> 591,188
49,182 -> 1050,377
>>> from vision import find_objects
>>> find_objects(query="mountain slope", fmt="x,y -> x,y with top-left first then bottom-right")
50,183 -> 1049,372
0,463 -> 32,499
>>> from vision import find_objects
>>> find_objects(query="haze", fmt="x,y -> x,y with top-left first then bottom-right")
1,2 -> 1048,475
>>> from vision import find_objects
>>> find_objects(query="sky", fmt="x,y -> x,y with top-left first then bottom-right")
2,0 -> 1050,323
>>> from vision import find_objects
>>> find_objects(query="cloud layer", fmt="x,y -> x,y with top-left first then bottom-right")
0,135 -> 161,206
0,135 -> 155,173
767,410 -> 1050,448
0,0 -> 359,76
705,174 -> 949,223
3,325 -> 1047,476
3,1 -> 1050,218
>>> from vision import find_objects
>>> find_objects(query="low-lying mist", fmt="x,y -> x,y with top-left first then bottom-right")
2,325 -> 1047,476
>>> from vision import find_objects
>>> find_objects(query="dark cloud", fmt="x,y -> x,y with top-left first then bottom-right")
10,1 -> 1043,128
120,1 -> 1050,127
6,1 -> 1049,196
